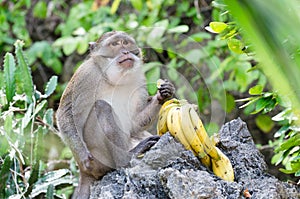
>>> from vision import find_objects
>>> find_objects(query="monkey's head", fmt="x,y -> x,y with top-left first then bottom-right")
89,31 -> 143,84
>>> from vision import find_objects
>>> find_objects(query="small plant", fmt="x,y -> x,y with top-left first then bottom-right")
0,40 -> 74,198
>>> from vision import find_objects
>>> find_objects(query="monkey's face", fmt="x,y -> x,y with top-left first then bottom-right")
92,32 -> 143,85
97,32 -> 141,68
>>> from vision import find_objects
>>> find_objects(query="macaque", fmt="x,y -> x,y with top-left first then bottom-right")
56,31 -> 175,198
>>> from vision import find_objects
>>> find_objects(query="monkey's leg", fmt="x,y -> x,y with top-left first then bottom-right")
72,172 -> 96,199
94,100 -> 131,168
57,112 -> 95,175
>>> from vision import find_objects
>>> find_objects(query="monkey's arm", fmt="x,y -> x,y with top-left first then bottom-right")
133,80 -> 175,133
56,99 -> 95,175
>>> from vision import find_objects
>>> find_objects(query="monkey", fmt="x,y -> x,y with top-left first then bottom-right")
56,31 -> 175,198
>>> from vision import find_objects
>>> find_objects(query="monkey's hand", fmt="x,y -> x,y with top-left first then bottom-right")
156,79 -> 175,104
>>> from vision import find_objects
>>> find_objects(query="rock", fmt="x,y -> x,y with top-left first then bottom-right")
90,118 -> 299,199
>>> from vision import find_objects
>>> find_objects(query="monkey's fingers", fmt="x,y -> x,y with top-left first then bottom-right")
159,87 -> 174,98
159,88 -> 174,96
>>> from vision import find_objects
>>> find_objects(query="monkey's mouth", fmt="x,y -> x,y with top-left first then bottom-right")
118,56 -> 134,68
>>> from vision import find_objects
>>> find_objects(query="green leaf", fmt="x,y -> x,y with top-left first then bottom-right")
15,40 -> 34,103
279,168 -> 297,175
255,114 -> 274,133
27,41 -> 62,74
184,49 -> 203,64
111,0 -> 121,14
54,37 -> 78,56
145,65 -> 160,95
251,97 -> 269,114
131,0 -> 143,11
227,38 -> 244,54
167,25 -> 189,33
33,100 -> 47,116
146,22 -> 168,50
33,1 -> 47,19
32,176 -> 73,198
274,125 -> 289,138
25,127 -> 43,197
167,68 -> 179,82
77,37 -> 89,55
209,22 -> 228,33
4,112 -> 13,135
63,39 -> 78,55
222,93 -> 236,113
263,98 -> 277,113
47,58 -> 62,74
190,32 -> 212,42
22,103 -> 34,129
249,85 -> 263,95
46,184 -> 54,199
0,155 -> 12,198
3,52 -> 16,103
271,151 -> 284,165
43,109 -> 54,126
142,62 -> 161,73
44,76 -> 58,97
40,169 -> 70,183
279,134 -> 300,151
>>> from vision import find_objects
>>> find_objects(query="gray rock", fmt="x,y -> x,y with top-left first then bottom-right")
90,118 -> 299,199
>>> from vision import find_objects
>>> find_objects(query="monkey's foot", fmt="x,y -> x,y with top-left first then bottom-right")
130,135 -> 160,155
80,152 -> 106,179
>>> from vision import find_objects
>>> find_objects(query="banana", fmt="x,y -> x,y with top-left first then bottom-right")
157,97 -> 234,182
157,99 -> 180,136
200,154 -> 212,168
160,98 -> 180,110
188,106 -> 220,160
156,79 -> 165,88
180,104 -> 206,158
211,147 -> 234,182
166,106 -> 193,151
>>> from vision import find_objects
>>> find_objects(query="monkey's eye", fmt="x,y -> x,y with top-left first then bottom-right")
132,49 -> 140,56
111,41 -> 119,46
123,40 -> 128,45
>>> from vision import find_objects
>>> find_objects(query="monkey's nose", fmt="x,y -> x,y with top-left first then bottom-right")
121,49 -> 129,54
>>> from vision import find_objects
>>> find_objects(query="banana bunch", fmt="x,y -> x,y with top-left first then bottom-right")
157,96 -> 234,182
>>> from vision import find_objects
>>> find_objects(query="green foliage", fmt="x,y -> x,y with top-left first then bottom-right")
0,1 -> 32,52
0,41 -> 73,198
33,1 -> 47,19
26,41 -> 63,74
15,40 -> 34,103
0,156 -> 12,198
44,76 -> 58,98
30,169 -> 73,198
223,0 -> 300,177
4,53 -> 16,104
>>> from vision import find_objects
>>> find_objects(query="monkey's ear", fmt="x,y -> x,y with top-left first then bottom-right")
89,42 -> 97,51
